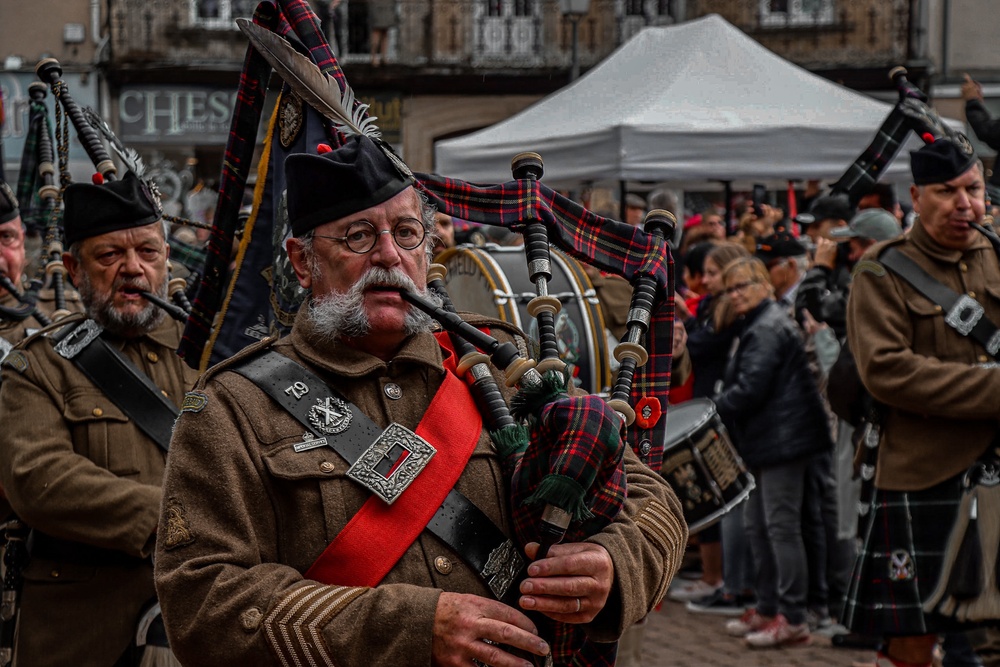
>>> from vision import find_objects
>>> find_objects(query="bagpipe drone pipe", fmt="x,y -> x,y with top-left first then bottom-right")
30,58 -> 205,324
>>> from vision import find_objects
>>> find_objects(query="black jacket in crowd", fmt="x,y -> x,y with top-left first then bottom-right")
685,294 -> 739,400
795,262 -> 852,341
714,299 -> 833,469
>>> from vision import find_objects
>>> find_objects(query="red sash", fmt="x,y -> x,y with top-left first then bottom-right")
305,350 -> 482,587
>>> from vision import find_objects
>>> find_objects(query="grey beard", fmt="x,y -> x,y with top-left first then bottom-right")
307,266 -> 440,343
77,271 -> 167,337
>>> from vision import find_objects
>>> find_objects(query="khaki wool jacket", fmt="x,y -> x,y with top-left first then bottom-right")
155,310 -> 687,667
0,314 -> 199,667
848,220 -> 1000,491
0,284 -> 83,356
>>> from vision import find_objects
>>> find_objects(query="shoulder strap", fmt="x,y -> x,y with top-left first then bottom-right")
53,319 -> 179,452
880,248 -> 1000,360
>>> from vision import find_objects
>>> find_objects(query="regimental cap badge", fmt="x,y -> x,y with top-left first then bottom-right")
308,396 -> 353,435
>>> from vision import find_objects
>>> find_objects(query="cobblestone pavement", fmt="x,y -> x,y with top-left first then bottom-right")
640,599 -> 874,666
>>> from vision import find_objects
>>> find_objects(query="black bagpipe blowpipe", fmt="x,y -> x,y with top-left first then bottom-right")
139,290 -> 190,323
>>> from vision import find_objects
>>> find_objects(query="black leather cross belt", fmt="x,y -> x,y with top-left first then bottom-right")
231,350 -> 527,605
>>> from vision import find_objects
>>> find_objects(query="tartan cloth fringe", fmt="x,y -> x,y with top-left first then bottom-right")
524,474 -> 594,522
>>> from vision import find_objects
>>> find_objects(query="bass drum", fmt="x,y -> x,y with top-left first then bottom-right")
436,244 -> 612,395
661,398 -> 755,534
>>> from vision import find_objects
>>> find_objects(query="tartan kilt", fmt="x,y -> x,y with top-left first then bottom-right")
842,473 -> 970,636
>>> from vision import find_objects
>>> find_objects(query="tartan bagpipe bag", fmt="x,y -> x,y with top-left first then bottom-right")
924,457 -> 1000,622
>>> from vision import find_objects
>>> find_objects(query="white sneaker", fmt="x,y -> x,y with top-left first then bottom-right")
744,614 -> 812,648
725,608 -> 771,637
667,579 -> 722,603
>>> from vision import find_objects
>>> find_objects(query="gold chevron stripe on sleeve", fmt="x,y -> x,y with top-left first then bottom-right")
263,583 -> 366,667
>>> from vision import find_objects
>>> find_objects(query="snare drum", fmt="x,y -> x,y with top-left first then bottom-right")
436,244 -> 611,395
661,398 -> 755,533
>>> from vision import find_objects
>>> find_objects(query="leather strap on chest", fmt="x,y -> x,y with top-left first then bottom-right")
880,248 -> 1000,360
230,350 -> 526,604
53,319 -> 178,452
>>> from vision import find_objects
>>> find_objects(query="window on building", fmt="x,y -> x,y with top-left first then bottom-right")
191,0 -> 258,28
759,0 -> 834,26
624,0 -> 644,16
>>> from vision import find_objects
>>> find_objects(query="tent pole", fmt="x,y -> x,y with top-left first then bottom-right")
723,180 -> 733,235
619,180 -> 627,222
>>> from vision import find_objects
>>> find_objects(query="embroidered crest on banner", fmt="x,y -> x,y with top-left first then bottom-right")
889,549 -> 915,581
181,391 -> 209,413
308,396 -> 352,435
278,92 -> 304,148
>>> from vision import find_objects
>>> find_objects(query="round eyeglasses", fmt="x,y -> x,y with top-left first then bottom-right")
314,219 -> 426,255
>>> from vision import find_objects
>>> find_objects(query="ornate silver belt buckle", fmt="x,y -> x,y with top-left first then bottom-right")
54,319 -> 103,359
945,294 -> 984,336
347,423 -> 436,505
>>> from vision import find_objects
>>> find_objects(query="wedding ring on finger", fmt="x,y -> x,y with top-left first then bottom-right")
473,638 -> 497,667
575,597 -> 582,613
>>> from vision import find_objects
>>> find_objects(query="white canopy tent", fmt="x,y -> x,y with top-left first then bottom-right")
435,14 -> 953,190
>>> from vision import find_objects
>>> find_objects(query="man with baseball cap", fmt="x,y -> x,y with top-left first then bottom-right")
755,229 -> 808,311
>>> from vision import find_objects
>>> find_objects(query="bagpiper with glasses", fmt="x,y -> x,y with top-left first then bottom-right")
154,136 -> 683,667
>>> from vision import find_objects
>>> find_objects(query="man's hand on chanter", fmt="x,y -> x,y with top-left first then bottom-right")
518,542 -> 614,624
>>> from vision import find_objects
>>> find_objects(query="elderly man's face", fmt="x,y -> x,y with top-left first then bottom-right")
0,217 -> 26,297
290,187 -> 429,352
64,223 -> 170,337
912,165 -> 986,251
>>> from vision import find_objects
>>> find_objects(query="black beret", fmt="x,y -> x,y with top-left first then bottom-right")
0,182 -> 19,225
285,135 -> 413,237
63,172 -> 161,247
755,230 -> 807,263
911,134 -> 978,185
